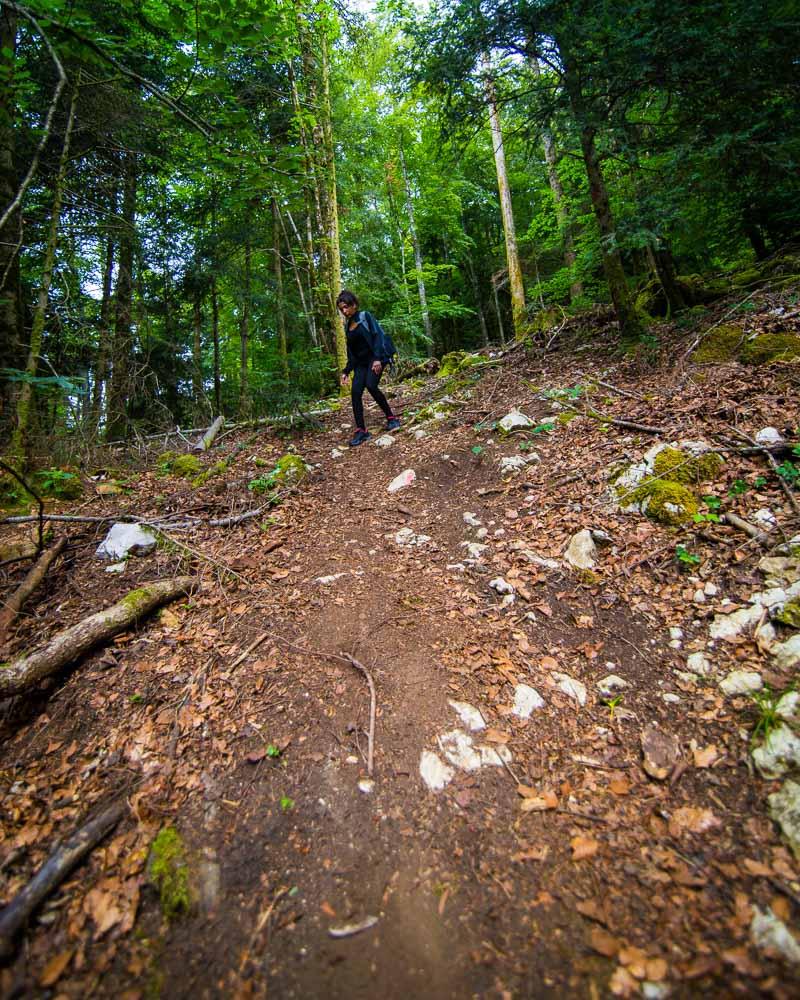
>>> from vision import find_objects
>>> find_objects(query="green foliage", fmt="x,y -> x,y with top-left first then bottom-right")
675,544 -> 701,567
148,827 -> 191,920
750,687 -> 785,746
776,462 -> 799,487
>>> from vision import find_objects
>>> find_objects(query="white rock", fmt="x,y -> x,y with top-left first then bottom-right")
449,700 -> 486,731
753,724 -> 800,779
489,577 -> 515,595
95,523 -> 157,560
642,984 -> 671,1000
512,684 -> 545,718
597,675 -> 629,698
357,779 -> 375,794
475,527 -> 488,540
463,512 -> 482,527
499,455 -> 528,474
387,469 -> 416,493
446,563 -> 465,572
315,572 -> 348,585
438,729 -> 512,772
461,542 -> 488,560
552,673 -> 587,707
769,780 -> 800,860
105,561 -> 127,574
755,427 -> 785,446
709,605 -> 763,641
590,529 -> 613,545
669,627 -> 684,640
719,670 -> 763,696
374,434 -> 395,448
331,447 -> 346,459
494,528 -> 505,537
413,429 -> 427,440
419,750 -> 454,791
774,634 -> 800,670
693,590 -> 706,604
776,691 -> 800,722
704,582 -> 718,597
564,529 -> 597,570
751,906 -> 800,964
478,744 -> 513,768
754,508 -> 777,529
521,551 -> 561,570
687,652 -> 713,676
662,693 -> 681,704
498,409 -> 533,432
669,640 -> 682,650
394,527 -> 431,547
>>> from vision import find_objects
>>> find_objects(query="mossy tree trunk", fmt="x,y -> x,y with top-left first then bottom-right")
91,175 -> 118,431
11,78 -> 78,468
272,198 -> 289,379
238,237 -> 252,419
399,143 -> 433,354
483,57 -> 527,341
319,30 -> 345,379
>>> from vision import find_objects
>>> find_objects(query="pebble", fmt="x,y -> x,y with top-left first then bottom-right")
552,673 -> 587,707
597,675 -> 629,697
719,670 -> 763,696
512,684 -> 545,718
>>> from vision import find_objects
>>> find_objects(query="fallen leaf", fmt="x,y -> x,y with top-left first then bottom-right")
589,927 -> 620,957
576,899 -> 607,925
742,858 -> 772,877
539,655 -> 558,670
609,966 -> 638,997
39,950 -> 73,988
692,745 -> 719,768
511,846 -> 549,862
609,777 -> 631,796
571,835 -> 599,860
668,806 -> 721,838
721,947 -> 762,977
645,957 -> 668,981
245,750 -> 266,764
619,945 -> 648,979
519,790 -> 558,812
320,901 -> 336,918
483,728 -> 510,744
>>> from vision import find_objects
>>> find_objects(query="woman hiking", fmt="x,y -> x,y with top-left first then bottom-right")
337,290 -> 400,447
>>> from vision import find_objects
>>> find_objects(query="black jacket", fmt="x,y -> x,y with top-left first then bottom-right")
343,311 -> 389,375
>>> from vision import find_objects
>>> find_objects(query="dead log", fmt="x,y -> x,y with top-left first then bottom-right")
0,797 -> 127,961
0,536 -> 67,647
723,511 -> 770,546
0,576 -> 197,698
193,414 -> 224,452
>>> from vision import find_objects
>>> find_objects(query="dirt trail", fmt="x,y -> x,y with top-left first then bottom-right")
2,324 -> 800,998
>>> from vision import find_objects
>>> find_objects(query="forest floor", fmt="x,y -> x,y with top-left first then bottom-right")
2,293 -> 800,999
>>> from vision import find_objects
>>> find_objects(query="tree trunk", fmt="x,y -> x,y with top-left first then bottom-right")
281,207 -> 318,346
105,149 -> 137,441
398,144 -> 432,354
272,198 -> 289,379
238,238 -> 252,419
91,177 -> 117,430
11,79 -> 78,467
319,31 -> 345,376
647,243 -> 686,314
491,273 -> 507,347
192,285 -> 207,415
464,253 -> 489,347
483,58 -> 527,341
211,276 -> 221,416
0,9 -> 23,429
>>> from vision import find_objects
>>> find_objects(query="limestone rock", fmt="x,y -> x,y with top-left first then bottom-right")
393,527 -> 431,548
687,652 -> 714,676
751,906 -> 800,965
769,780 -> 800,860
755,427 -> 785,446
752,724 -> 800,779
96,523 -> 158,560
709,605 -> 763,641
774,634 -> 800,670
564,529 -> 597,570
552,673 -> 587,706
719,670 -> 763,696
498,409 -> 533,432
597,675 -> 629,698
489,577 -> 514,595
448,701 -> 486,732
463,512 -> 482,527
641,723 -> 680,780
373,434 -> 395,448
419,750 -> 454,791
512,684 -> 545,718
387,469 -> 416,493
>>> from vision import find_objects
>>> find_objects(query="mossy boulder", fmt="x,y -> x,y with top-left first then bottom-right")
148,826 -> 191,919
652,446 -> 725,485
271,453 -> 308,486
413,399 -> 458,424
438,351 -> 482,378
192,460 -> 228,486
693,324 -> 744,363
170,455 -> 203,478
741,333 -> 800,366
776,599 -> 800,629
621,478 -> 699,526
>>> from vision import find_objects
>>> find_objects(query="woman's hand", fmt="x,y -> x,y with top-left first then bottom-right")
340,373 -> 348,386
371,360 -> 382,375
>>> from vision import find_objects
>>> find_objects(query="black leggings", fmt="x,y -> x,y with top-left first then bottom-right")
351,365 -> 392,429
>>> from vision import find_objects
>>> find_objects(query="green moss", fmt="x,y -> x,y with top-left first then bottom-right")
120,587 -> 155,615
272,453 -> 308,485
148,826 -> 191,920
741,333 -> 800,366
192,460 -> 228,486
693,324 -> 744,363
652,447 -> 724,484
557,412 -> 578,425
169,455 -> 203,478
413,399 -> 458,424
776,599 -> 800,629
621,478 -> 699,525
438,351 -> 482,378
731,268 -> 762,287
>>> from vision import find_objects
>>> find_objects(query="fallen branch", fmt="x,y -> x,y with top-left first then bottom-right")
0,536 -> 67,646
151,528 -> 248,583
0,796 -> 127,960
0,576 -> 197,697
193,415 -> 224,452
208,508 -> 263,528
723,511 -> 770,546
581,409 -> 666,435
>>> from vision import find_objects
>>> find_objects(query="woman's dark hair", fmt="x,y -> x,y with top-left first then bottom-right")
336,289 -> 359,308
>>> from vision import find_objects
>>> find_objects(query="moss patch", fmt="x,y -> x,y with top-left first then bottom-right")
693,324 -> 744,363
652,447 -> 724,484
776,599 -> 800,629
741,333 -> 800,366
271,453 -> 308,486
170,455 -> 203,478
438,351 -> 482,378
192,460 -> 228,486
148,826 -> 191,920
620,478 -> 699,525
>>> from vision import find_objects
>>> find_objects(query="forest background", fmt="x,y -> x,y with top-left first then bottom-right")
0,0 -> 798,475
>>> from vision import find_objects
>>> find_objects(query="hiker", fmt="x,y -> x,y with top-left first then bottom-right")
337,289 -> 400,447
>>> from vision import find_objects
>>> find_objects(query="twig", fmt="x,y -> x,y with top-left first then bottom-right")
230,631 -> 270,669
580,408 -> 666,435
238,885 -> 289,975
723,511 -> 770,546
151,527 -> 248,583
0,797 -> 127,959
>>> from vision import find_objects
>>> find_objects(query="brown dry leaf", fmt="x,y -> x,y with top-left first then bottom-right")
668,806 -> 721,838
742,858 -> 772,877
770,896 -> 791,922
38,950 -> 73,988
531,890 -> 555,908
645,958 -> 668,981
576,899 -> 606,925
571,835 -> 599,860
589,926 -> 620,958
320,900 -> 336,918
574,614 -> 594,628
539,655 -> 558,670
536,604 -> 554,619
484,728 -> 510,745
519,790 -> 558,812
84,882 -> 124,940
609,777 -> 631,796
516,784 -> 540,798
692,745 -> 719,768
609,966 -> 638,997
721,947 -> 762,977
619,945 -> 648,979
511,846 -> 549,862
160,608 -> 180,629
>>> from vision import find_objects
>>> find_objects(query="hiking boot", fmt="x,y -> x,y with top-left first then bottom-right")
386,417 -> 401,432
348,429 -> 371,447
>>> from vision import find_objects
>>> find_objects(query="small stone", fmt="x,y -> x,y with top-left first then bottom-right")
413,429 -> 427,440
552,673 -> 587,706
751,906 -> 800,964
693,590 -> 706,604
755,427 -> 785,446
641,723 -> 680,781
774,634 -> 800,671
521,550 -> 561,570
704,582 -> 718,597
512,684 -> 545,718
463,512 -> 482,527
475,527 -> 488,540
345,755 -> 359,764
754,508 -> 777,529
752,724 -> 800,779
686,652 -> 713,676
498,409 -> 533,432
669,627 -> 684,640
493,528 -> 505,537
449,701 -> 486,731
597,675 -> 629,698
394,527 -> 431,547
499,455 -> 528,474
105,561 -> 127,574
769,780 -> 800,860
357,779 -> 375,794
460,542 -> 488,560
331,448 -> 346,459
489,577 -> 514,595
96,523 -> 158,560
419,751 -> 454,791
720,670 -> 763,696
662,693 -> 681,704
387,469 -> 416,493
316,572 -> 348,585
709,605 -> 763,641
564,529 -> 597,571
373,434 -> 395,448
776,690 -> 800,722
446,563 -> 465,572
642,983 -> 671,1000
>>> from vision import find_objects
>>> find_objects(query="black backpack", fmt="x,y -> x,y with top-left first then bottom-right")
360,311 -> 398,368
